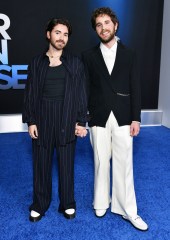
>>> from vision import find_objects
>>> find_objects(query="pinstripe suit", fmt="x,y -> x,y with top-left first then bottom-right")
23,49 -> 87,215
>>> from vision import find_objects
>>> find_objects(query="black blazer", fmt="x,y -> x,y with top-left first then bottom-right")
82,42 -> 141,127
22,49 -> 88,145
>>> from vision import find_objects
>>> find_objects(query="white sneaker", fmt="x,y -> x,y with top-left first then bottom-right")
122,215 -> 148,231
95,209 -> 106,218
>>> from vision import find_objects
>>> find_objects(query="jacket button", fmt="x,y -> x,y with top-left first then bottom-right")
61,129 -> 65,133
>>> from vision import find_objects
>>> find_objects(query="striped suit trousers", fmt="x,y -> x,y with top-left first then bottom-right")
30,98 -> 76,215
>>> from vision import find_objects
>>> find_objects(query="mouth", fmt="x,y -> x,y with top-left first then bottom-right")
101,30 -> 110,38
56,40 -> 65,44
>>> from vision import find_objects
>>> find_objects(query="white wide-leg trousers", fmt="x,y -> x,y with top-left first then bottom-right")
90,112 -> 137,217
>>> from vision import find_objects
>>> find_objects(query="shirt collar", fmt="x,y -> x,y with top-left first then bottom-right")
100,38 -> 118,53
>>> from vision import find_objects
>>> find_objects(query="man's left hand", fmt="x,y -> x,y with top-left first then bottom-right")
130,121 -> 140,137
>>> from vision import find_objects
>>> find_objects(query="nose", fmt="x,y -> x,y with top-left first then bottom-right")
100,25 -> 106,32
102,23 -> 107,30
60,34 -> 64,40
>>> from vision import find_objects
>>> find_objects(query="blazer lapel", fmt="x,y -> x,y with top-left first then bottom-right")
92,45 -> 118,90
110,43 -> 122,78
92,46 -> 111,80
38,56 -> 49,97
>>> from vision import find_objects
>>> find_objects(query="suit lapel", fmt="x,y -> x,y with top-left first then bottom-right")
92,46 -> 110,80
37,56 -> 49,97
92,43 -> 124,88
92,44 -> 121,89
110,43 -> 122,78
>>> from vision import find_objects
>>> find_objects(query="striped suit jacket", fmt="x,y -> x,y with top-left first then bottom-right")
22,49 -> 88,145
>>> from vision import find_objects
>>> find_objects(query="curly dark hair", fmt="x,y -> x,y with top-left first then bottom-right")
91,7 -> 119,30
45,18 -> 72,37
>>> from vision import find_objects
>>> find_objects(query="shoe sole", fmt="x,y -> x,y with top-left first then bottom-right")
58,209 -> 76,219
64,212 -> 75,219
29,215 -> 42,222
95,211 -> 107,218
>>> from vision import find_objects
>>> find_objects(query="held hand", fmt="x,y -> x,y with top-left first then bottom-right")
130,122 -> 140,137
28,125 -> 38,139
75,125 -> 87,137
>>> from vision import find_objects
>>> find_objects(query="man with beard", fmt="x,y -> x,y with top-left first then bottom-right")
82,7 -> 148,231
23,18 -> 87,222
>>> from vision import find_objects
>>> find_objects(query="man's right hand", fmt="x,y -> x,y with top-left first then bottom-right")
28,125 -> 38,139
75,124 -> 87,137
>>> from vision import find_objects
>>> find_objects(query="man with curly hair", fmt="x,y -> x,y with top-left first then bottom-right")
82,7 -> 148,231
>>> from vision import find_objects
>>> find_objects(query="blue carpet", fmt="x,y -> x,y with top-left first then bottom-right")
0,126 -> 170,240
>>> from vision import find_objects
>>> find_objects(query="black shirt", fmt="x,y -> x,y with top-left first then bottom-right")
43,64 -> 66,100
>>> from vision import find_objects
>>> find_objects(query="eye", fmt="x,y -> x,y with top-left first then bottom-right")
96,23 -> 102,28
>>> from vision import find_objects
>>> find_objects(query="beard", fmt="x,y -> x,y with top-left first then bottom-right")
98,30 -> 115,44
51,40 -> 66,50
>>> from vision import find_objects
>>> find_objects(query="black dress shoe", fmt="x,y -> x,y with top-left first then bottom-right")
64,209 -> 76,219
29,214 -> 42,222
58,208 -> 76,219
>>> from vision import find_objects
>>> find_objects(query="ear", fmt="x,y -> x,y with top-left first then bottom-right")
46,31 -> 50,40
115,22 -> 118,32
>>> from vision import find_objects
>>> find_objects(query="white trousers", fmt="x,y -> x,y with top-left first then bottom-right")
90,112 -> 137,217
